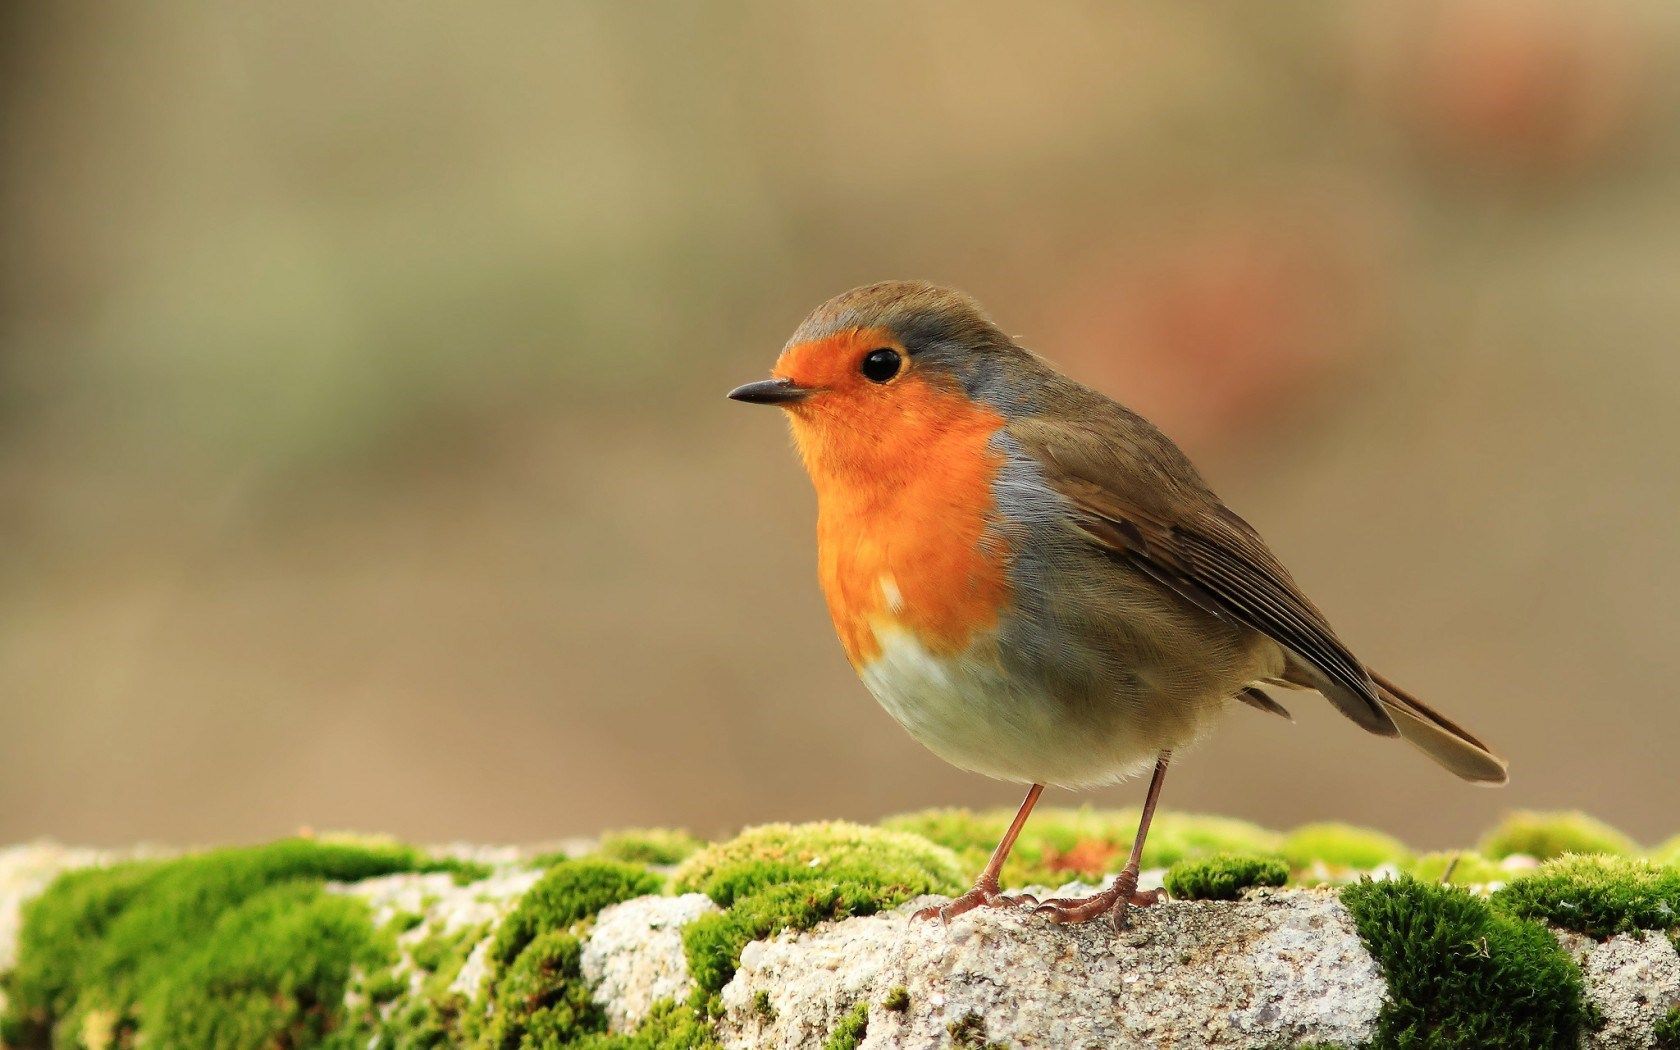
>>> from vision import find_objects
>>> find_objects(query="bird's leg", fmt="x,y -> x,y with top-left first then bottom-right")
914,783 -> 1043,922
1035,751 -> 1172,931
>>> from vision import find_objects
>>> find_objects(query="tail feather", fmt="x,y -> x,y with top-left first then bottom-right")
1370,670 -> 1508,785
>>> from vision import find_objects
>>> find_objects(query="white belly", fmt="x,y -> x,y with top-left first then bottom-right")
857,624 -> 1170,789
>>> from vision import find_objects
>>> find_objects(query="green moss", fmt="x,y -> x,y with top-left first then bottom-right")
1144,812 -> 1283,869
1405,852 -> 1508,888
409,924 -> 483,975
881,807 -> 1277,887
671,821 -> 962,904
1163,853 -> 1288,901
1282,823 -> 1410,872
675,823 -> 962,999
1650,834 -> 1680,867
823,1001 -> 869,1050
1341,876 -> 1593,1048
144,883 -> 387,1050
489,859 -> 663,968
571,997 -> 720,1049
946,1010 -> 1005,1048
363,966 -> 408,1005
750,990 -> 775,1022
1479,811 -> 1638,861
444,860 -> 496,886
879,808 -> 1042,882
2,838 -> 444,1049
684,881 -> 905,997
1654,1005 -> 1680,1050
387,909 -> 425,934
358,862 -> 658,1049
478,929 -> 602,1047
597,828 -> 706,867
1493,855 -> 1680,938
463,857 -> 668,1047
883,986 -> 910,1013
363,924 -> 479,1050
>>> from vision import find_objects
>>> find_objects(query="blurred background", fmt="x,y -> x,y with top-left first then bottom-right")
3,2 -> 1678,851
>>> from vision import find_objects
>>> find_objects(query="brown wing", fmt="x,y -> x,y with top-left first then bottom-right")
1008,399 -> 1507,783
1010,413 -> 1396,736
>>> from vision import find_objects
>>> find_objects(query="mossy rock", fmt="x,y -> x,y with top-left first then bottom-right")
1342,876 -> 1593,1049
1282,823 -> 1411,873
143,882 -> 385,1050
685,879 -> 914,998
879,807 -> 1051,884
9,815 -> 1674,1050
477,929 -> 602,1047
674,822 -> 964,999
569,997 -> 721,1048
670,821 -> 963,906
596,828 -> 706,867
1654,1004 -> 1680,1050
1,838 -> 451,1049
1649,833 -> 1680,867
881,807 -> 1278,886
1493,854 -> 1680,939
1405,851 -> 1508,888
489,858 -> 663,968
1479,810 -> 1639,861
1163,853 -> 1289,901
1146,812 -> 1283,869
358,919 -> 488,1048
471,858 -> 667,1047
823,1001 -> 869,1050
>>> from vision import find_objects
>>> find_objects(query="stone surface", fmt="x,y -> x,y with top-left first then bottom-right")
582,893 -> 720,1031
1561,930 -> 1680,1049
717,888 -> 1385,1049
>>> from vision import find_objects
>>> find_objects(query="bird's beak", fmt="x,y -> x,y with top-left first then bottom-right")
726,377 -> 814,406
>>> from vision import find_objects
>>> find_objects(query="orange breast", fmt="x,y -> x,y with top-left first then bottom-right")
786,366 -> 1012,667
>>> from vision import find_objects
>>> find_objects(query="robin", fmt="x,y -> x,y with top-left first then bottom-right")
728,280 -> 1507,930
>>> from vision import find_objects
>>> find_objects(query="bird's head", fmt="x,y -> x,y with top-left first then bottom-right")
729,281 -> 1033,485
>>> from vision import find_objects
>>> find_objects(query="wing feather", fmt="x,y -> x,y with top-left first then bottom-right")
1013,416 -> 1395,735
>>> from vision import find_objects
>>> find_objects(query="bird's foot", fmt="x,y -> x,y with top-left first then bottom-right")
913,877 -> 1039,923
1033,870 -> 1161,931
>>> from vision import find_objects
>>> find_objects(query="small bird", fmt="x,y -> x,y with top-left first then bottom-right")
729,281 -> 1506,930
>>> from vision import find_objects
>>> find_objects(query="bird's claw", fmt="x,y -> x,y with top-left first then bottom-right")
913,882 -> 1039,923
1033,879 -> 1161,930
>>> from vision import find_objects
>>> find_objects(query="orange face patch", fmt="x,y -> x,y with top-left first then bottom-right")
774,329 -> 1011,665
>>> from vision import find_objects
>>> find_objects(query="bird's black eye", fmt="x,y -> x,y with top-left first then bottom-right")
860,348 -> 902,383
